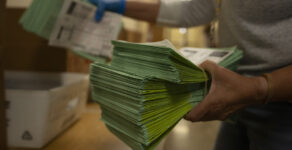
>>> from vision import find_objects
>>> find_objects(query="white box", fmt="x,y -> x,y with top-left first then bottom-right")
5,71 -> 89,148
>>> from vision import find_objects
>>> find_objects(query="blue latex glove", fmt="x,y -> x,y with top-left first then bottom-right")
88,0 -> 126,21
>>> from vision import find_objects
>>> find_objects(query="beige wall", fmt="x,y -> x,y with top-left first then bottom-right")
163,26 -> 208,49
6,0 -> 32,8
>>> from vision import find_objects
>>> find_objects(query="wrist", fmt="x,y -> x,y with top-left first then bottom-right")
252,76 -> 269,104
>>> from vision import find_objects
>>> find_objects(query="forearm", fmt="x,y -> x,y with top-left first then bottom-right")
125,1 -> 160,23
262,65 -> 292,102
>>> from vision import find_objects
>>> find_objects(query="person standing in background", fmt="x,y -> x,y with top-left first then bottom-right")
89,0 -> 292,149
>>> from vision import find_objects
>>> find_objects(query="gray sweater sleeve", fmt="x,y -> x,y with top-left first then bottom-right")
157,0 -> 216,27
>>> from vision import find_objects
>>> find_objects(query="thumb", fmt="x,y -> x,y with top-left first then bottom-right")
185,102 -> 208,122
95,9 -> 105,22
199,60 -> 218,76
95,1 -> 105,22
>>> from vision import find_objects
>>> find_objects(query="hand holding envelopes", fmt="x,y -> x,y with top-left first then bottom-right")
90,40 -> 243,150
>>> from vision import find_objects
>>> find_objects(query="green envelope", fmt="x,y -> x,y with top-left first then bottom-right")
19,0 -> 64,39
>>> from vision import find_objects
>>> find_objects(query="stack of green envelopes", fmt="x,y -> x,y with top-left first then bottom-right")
19,0 -> 106,62
111,40 -> 205,83
111,40 -> 243,83
90,40 -> 243,150
90,64 -> 205,150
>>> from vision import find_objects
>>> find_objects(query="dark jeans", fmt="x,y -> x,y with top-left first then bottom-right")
214,102 -> 292,150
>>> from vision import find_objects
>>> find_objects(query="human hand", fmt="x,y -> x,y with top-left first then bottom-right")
88,0 -> 126,21
185,60 -> 268,122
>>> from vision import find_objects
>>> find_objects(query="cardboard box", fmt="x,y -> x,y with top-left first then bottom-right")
5,71 -> 89,148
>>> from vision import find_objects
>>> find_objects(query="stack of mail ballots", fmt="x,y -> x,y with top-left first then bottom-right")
20,0 -> 121,60
90,40 -> 243,150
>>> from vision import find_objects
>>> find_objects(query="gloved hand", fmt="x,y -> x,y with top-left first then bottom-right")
88,0 -> 126,21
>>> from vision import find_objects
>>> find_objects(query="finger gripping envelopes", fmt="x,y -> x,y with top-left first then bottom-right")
90,40 -> 243,150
